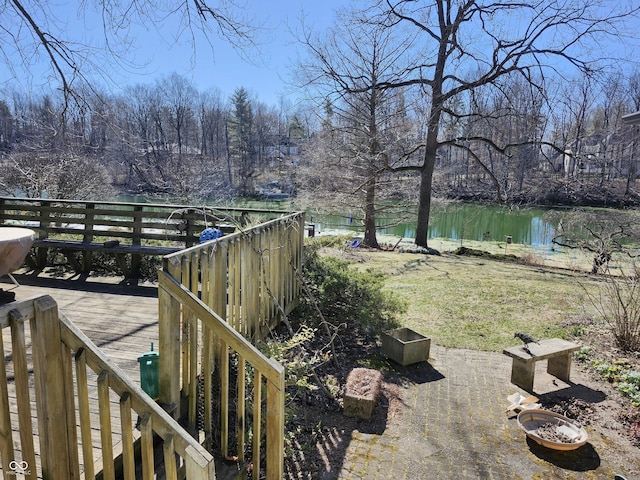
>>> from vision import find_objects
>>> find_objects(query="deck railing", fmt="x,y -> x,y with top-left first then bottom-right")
0,295 -> 215,479
158,211 -> 305,480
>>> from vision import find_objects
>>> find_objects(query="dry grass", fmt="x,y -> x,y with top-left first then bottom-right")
336,245 -> 605,352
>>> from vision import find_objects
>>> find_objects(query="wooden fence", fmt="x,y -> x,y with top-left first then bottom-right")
0,196 -> 292,277
0,295 -> 215,479
158,211 -> 305,480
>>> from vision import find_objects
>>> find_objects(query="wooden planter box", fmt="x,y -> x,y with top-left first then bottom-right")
382,328 -> 431,366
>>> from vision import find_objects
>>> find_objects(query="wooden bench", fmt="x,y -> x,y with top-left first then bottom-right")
503,338 -> 581,392
0,196 -> 285,278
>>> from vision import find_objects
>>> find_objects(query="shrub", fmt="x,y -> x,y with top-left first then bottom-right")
296,246 -> 407,338
585,262 -> 640,351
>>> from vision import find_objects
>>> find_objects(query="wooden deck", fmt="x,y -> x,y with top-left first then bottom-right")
1,271 -> 161,479
6,271 -> 160,378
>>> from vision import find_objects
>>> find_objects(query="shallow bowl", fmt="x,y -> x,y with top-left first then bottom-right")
517,409 -> 588,451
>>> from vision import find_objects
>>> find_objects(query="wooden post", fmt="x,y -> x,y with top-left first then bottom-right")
159,260 -> 182,419
188,251 -> 199,431
184,444 -> 215,480
220,340 -> 229,457
30,295 -> 72,479
130,205 -> 144,277
202,247 -> 214,450
237,355 -> 245,461
265,366 -> 285,480
36,200 -> 51,268
61,341 -> 81,479
180,256 -> 190,399
82,202 -> 96,273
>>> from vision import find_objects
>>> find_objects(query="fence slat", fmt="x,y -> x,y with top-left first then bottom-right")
237,354 -> 245,461
252,371 -> 262,480
0,327 -> 16,474
75,348 -> 95,479
119,393 -> 136,480
97,370 -> 115,480
230,240 -> 240,332
163,435 -> 178,480
140,413 -> 155,480
250,234 -> 260,337
188,314 -> 198,429
181,257 -> 191,397
220,340 -> 229,457
61,341 -> 81,479
202,249 -> 214,449
9,312 -> 37,478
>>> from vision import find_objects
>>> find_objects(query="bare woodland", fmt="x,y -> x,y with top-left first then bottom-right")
1,0 -> 640,248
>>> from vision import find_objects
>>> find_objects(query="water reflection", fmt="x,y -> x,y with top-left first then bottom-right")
118,195 -> 625,251
313,204 -> 557,248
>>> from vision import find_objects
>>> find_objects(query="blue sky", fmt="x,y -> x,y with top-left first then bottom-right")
0,1 -> 347,107
114,1 -> 346,105
2,1 -> 638,108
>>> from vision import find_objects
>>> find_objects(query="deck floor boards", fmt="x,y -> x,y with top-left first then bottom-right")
1,272 -> 160,479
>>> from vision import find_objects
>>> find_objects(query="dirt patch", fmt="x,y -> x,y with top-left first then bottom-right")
280,314 -> 408,479
542,397 -> 597,426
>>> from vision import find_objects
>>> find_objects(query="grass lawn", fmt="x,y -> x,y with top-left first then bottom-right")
324,243 -> 607,353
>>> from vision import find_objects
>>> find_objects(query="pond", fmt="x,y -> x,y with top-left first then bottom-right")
118,195 -> 636,253
310,203 -> 557,250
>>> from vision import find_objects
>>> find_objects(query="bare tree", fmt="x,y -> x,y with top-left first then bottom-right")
462,74 -> 545,198
625,71 -> 640,194
158,74 -> 199,164
0,100 -> 13,154
548,208 -> 640,274
368,0 -> 640,248
197,88 -> 233,195
1,0 -> 257,109
297,7 -> 419,247
0,151 -> 113,199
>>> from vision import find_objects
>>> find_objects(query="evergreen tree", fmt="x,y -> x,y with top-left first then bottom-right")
228,87 -> 256,196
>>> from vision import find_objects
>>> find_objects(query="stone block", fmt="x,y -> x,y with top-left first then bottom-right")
343,368 -> 383,420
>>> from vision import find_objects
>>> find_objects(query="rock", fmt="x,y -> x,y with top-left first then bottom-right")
398,245 -> 441,255
343,368 -> 383,420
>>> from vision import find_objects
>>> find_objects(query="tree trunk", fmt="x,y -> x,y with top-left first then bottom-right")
415,149 -> 437,248
362,176 -> 379,248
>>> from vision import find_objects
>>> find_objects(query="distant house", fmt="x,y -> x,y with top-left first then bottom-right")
623,111 -> 640,125
264,135 -> 301,165
543,111 -> 640,178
